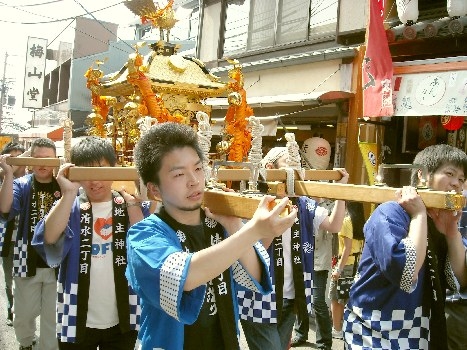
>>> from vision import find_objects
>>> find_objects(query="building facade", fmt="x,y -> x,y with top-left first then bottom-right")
35,0 -> 467,185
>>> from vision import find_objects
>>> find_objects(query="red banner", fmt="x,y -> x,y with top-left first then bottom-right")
362,0 -> 394,117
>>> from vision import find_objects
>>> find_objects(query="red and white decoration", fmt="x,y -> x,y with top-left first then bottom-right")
362,0 -> 394,117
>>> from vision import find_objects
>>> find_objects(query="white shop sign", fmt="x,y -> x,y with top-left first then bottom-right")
392,69 -> 467,117
23,37 -> 48,109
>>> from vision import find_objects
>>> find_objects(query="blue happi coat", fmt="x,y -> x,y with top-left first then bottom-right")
237,196 -> 322,323
32,197 -> 151,342
2,174 -> 60,277
343,201 -> 458,349
125,213 -> 272,350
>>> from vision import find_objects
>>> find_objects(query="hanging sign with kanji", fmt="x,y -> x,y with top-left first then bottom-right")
23,36 -> 47,109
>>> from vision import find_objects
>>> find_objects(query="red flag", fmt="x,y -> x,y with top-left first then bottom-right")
362,0 -> 394,117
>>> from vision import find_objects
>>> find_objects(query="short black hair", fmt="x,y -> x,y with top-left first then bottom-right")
410,144 -> 467,187
30,138 -> 56,155
1,142 -> 25,155
71,136 -> 116,166
134,122 -> 203,185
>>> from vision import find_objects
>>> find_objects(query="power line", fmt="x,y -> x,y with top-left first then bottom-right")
0,17 -> 73,24
0,0 -> 56,21
47,19 -> 75,47
0,0 -> 65,7
0,1 -> 123,24
71,0 -> 135,51
0,0 -> 136,56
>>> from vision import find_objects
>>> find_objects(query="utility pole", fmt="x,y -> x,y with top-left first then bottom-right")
0,51 -> 7,134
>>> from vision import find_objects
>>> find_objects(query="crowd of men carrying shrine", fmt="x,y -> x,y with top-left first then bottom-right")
1,121 -> 467,350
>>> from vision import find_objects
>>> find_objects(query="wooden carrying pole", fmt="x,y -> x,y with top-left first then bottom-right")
6,157 -> 61,167
293,182 -> 464,211
67,167 -> 140,197
63,167 -> 465,218
202,190 -> 289,219
215,169 -> 342,182
67,167 -> 140,181
67,168 -> 341,182
203,182 -> 466,219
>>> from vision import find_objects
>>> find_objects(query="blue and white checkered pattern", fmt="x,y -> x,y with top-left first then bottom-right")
304,271 -> 313,313
237,285 -> 278,323
57,282 -> 79,342
237,262 -> 315,323
237,197 -> 317,325
0,219 -> 5,250
56,282 -> 141,342
343,305 -> 430,350
13,237 -> 29,277
129,289 -> 141,331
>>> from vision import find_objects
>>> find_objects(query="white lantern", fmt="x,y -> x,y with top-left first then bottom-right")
447,0 -> 467,17
396,0 -> 419,24
301,137 -> 331,170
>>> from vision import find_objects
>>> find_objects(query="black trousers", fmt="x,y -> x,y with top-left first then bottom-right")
58,325 -> 137,350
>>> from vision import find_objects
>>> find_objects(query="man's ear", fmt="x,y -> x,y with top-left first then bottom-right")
417,168 -> 429,182
417,168 -> 430,187
265,163 -> 274,169
146,182 -> 162,202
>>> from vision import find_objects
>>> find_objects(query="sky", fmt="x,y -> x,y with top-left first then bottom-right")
0,0 -> 142,125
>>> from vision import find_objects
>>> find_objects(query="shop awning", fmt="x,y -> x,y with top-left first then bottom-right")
205,90 -> 354,109
207,91 -> 353,135
18,125 -> 64,142
211,116 -> 279,136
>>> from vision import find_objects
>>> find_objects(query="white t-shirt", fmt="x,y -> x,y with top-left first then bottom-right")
314,201 -> 334,271
282,227 -> 294,299
86,201 -> 119,329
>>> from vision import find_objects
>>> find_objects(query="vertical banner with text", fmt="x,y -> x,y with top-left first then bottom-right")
23,37 -> 47,109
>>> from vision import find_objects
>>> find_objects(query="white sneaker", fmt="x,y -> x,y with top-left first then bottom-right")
332,327 -> 343,339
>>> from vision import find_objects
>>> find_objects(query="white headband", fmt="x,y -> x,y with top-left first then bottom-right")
260,147 -> 287,168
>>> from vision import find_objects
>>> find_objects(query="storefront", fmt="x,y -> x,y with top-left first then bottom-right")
207,54 -> 356,170
346,0 -> 467,185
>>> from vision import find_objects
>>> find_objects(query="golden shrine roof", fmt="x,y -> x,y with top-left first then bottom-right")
98,52 -> 227,99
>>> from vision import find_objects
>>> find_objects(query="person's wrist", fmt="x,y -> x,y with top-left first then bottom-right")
3,169 -> 13,177
125,201 -> 141,208
411,211 -> 427,220
63,187 -> 78,195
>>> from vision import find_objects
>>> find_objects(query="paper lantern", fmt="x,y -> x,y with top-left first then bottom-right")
441,115 -> 464,131
301,137 -> 331,170
396,0 -> 419,24
447,0 -> 467,17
